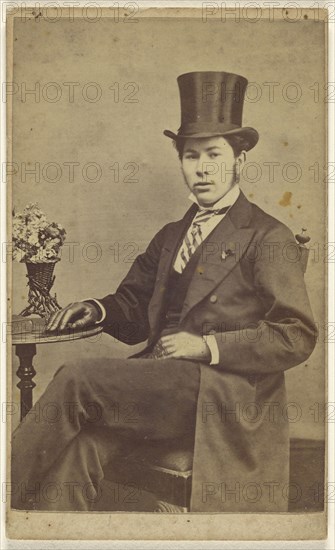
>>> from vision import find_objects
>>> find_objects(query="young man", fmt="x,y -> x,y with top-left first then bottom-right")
11,72 -> 316,512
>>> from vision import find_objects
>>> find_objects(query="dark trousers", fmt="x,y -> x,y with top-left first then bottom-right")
11,356 -> 200,511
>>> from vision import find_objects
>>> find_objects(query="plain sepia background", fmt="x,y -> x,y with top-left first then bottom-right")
10,12 -> 326,447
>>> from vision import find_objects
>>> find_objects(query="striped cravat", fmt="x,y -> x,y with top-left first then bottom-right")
178,205 -> 231,272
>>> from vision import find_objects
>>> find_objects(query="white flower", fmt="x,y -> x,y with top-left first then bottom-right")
12,203 -> 66,263
27,234 -> 39,246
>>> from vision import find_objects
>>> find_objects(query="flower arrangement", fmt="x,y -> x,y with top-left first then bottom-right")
12,203 -> 66,319
12,203 -> 66,263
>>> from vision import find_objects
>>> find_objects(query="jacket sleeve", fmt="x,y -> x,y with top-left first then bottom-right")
213,224 -> 318,374
95,225 -> 167,344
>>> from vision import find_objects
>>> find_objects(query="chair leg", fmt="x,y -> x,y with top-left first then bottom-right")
154,500 -> 188,513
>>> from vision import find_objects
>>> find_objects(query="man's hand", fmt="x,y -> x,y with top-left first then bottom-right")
157,331 -> 211,362
45,301 -> 100,332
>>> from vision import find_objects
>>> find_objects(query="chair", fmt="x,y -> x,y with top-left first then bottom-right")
103,438 -> 193,512
104,228 -> 316,513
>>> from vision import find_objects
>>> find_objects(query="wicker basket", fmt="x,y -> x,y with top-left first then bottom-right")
20,261 -> 61,319
25,262 -> 56,290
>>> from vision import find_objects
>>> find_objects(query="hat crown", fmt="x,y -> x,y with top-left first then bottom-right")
163,71 -> 259,152
177,71 -> 248,133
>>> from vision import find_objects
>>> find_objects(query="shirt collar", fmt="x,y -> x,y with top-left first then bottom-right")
188,184 -> 240,211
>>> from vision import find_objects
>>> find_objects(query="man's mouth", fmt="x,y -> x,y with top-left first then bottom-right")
194,182 -> 213,188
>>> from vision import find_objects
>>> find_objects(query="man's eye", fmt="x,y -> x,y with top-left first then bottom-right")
184,155 -> 197,160
209,153 -> 220,159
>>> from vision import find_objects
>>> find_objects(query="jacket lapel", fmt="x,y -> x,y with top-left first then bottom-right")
147,204 -> 197,331
180,192 -> 255,322
148,192 -> 255,330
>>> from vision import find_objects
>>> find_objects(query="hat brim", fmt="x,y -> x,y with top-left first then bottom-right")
163,127 -> 259,152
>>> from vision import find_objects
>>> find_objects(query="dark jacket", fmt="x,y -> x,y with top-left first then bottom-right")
98,191 -> 317,512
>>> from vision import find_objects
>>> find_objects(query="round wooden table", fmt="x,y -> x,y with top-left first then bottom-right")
11,316 -> 103,420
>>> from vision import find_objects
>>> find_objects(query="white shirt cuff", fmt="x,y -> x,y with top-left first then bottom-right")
83,298 -> 106,324
203,334 -> 220,365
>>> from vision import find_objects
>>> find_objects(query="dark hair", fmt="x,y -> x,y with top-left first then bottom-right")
174,135 -> 246,160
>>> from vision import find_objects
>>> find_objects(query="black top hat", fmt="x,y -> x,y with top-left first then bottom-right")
164,71 -> 259,152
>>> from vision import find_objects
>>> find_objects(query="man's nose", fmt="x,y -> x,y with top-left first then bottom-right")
196,157 -> 209,178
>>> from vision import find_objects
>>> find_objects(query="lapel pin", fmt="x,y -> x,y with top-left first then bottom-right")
221,249 -> 235,260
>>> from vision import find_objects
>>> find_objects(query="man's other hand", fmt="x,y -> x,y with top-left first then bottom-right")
158,332 -> 211,362
45,301 -> 100,332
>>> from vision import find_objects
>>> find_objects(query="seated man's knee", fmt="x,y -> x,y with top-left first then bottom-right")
71,426 -> 120,465
52,361 -> 87,384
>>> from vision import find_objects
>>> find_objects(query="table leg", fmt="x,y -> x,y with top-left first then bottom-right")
15,344 -> 37,420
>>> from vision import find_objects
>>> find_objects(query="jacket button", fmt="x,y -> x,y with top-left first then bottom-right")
209,294 -> 218,304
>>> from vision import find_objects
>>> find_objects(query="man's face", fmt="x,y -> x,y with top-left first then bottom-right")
181,136 -> 237,207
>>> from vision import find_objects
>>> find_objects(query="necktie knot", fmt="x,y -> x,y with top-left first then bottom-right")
193,204 -> 231,226
197,205 -> 231,216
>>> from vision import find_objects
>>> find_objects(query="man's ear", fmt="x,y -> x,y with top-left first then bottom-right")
237,150 -> 247,166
